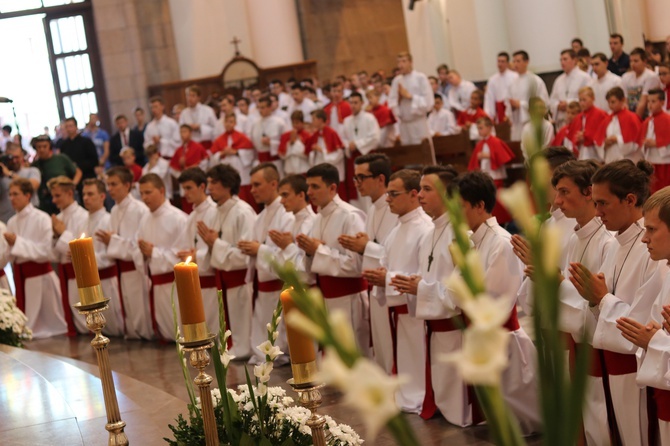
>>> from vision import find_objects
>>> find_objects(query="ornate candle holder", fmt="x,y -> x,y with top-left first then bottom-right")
178,334 -> 219,446
73,298 -> 128,446
288,378 -> 328,446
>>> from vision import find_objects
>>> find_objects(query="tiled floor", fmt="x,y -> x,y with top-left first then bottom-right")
2,336 -> 542,445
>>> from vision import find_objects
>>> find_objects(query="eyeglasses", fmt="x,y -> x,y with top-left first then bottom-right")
353,174 -> 377,184
386,190 -> 409,199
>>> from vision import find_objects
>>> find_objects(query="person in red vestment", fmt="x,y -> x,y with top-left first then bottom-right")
366,89 -> 397,147
306,109 -> 348,201
120,147 -> 142,183
457,89 -> 488,137
211,114 -> 257,211
170,124 -> 209,213
593,86 -> 642,163
323,81 -> 352,137
468,117 -> 515,223
278,110 -> 311,176
551,101 -> 580,149
639,89 -> 670,192
568,87 -> 608,161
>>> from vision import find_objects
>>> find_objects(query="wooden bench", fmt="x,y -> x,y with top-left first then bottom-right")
505,140 -> 527,185
432,132 -> 472,172
379,138 -> 435,170
494,122 -> 511,142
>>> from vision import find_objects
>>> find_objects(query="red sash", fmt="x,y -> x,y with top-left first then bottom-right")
317,276 -> 367,298
495,101 -> 506,124
257,152 -> 279,162
199,275 -> 217,289
12,261 -> 52,313
216,268 -> 248,348
602,350 -> 637,375
388,304 -> 409,375
654,388 -> 670,422
258,279 -> 283,293
118,260 -> 136,273
57,263 -> 77,336
149,271 -> 175,340
98,264 -> 125,334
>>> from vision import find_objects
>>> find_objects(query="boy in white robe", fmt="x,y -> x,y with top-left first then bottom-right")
269,175 -> 316,285
340,154 -> 398,374
363,169 -> 432,413
567,160 -> 667,445
297,163 -> 370,355
392,165 -> 474,426
3,178 -> 67,338
82,179 -> 124,337
142,145 -> 173,200
144,96 -> 181,159
388,52 -> 434,145
616,187 -> 670,445
176,168 -> 219,337
179,85 -> 218,148
250,97 -> 286,176
97,167 -> 152,340
550,49 -> 593,129
136,174 -> 188,341
199,164 -> 257,359
48,176 -> 88,335
507,50 -> 550,141
484,52 -> 518,123
427,95 -> 457,137
589,53 -> 624,111
239,163 -> 294,364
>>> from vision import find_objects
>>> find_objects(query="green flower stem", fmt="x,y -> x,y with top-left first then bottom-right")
385,414 -> 420,446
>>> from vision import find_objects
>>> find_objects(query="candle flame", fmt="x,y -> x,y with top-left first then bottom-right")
185,256 -> 192,264
79,233 -> 86,239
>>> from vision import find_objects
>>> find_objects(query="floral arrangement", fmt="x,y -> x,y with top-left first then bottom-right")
0,288 -> 32,347
165,291 -> 363,446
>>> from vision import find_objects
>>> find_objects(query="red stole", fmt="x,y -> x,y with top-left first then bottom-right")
169,140 -> 209,171
495,101 -> 506,124
278,129 -> 310,156
324,101 -> 352,125
371,104 -> 396,128
639,111 -> 670,148
468,136 -> 515,171
211,130 -> 253,154
569,106 -> 608,147
305,126 -> 343,154
456,107 -> 488,127
551,124 -> 572,147
594,109 -> 641,146
128,163 -> 142,182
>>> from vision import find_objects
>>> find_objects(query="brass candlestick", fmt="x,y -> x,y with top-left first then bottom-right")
288,380 -> 327,446
178,334 -> 219,446
73,298 -> 128,446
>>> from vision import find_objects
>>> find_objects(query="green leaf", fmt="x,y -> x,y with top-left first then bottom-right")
239,432 -> 254,446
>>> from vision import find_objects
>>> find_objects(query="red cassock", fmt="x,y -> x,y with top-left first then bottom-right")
305,126 -> 350,200
371,104 -> 397,128
551,124 -> 572,148
456,107 -> 488,128
278,129 -> 311,156
593,108 -> 641,146
169,140 -> 209,172
468,136 -> 515,224
211,130 -> 254,154
639,111 -> 670,193
568,106 -> 608,151
324,101 -> 352,125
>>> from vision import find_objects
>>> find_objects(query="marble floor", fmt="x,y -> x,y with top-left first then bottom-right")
3,335 -> 542,445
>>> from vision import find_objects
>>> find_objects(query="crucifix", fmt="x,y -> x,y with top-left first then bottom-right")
230,36 -> 241,56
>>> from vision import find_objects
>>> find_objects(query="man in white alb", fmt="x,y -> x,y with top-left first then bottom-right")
447,70 -> 477,116
507,50 -> 549,141
550,49 -> 592,129
180,85 -> 218,149
484,52 -> 518,124
589,53 -> 623,111
144,96 -> 181,160
250,96 -> 286,176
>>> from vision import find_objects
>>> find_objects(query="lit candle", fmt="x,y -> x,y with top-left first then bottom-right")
174,257 -> 208,342
69,234 -> 104,305
280,288 -> 317,386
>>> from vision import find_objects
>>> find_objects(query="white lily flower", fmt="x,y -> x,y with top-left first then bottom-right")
222,329 -> 232,342
541,225 -> 562,275
272,331 -> 278,342
461,294 -> 515,331
465,250 -> 486,289
316,348 -> 351,388
441,326 -> 510,386
342,358 -> 405,439
285,310 -> 326,342
220,351 -> 235,368
254,361 -> 273,383
448,242 -> 465,269
257,340 -> 283,360
443,272 -> 474,308
328,310 -> 357,354
498,182 -> 537,235
257,382 -> 268,397
266,322 -> 272,332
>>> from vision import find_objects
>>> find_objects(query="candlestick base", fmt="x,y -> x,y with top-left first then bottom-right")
288,379 -> 328,446
290,360 -> 319,388
74,299 -> 128,446
178,335 -> 219,446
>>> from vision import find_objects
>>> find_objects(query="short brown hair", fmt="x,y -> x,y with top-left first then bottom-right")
83,178 -> 106,194
389,169 -> 421,192
149,96 -> 165,105
106,166 -> 134,185
250,162 -> 279,182
397,51 -> 412,61
47,175 -> 76,193
139,173 -> 165,190
186,85 -> 201,97
551,160 -> 599,195
644,187 -> 670,228
10,177 -> 33,197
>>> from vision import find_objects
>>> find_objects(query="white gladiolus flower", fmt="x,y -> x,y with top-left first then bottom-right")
461,294 -> 515,331
220,351 -> 235,368
257,382 -> 268,397
222,329 -> 232,343
266,323 -> 272,332
254,361 -> 273,383
285,310 -> 326,342
328,310 -> 357,354
257,340 -> 283,360
441,326 -> 510,386
498,182 -> 537,235
343,359 -> 405,439
541,225 -> 562,275
272,331 -> 278,342
444,272 -> 475,308
448,243 -> 465,269
306,287 -> 326,309
316,348 -> 350,389
465,250 -> 486,289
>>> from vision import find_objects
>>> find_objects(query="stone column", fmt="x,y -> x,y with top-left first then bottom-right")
245,0 -> 303,67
